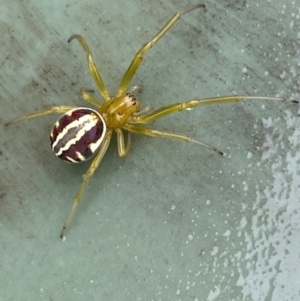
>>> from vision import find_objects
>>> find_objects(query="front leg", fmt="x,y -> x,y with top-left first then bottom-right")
129,95 -> 297,124
117,4 -> 206,96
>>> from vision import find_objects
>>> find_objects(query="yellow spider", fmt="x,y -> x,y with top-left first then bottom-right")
6,3 -> 298,238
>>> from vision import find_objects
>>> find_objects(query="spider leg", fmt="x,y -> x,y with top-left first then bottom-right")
60,130 -> 113,239
5,106 -> 75,126
117,3 -> 206,96
130,95 -> 298,124
68,35 -> 110,101
80,87 -> 103,108
115,128 -> 131,157
124,124 -> 223,155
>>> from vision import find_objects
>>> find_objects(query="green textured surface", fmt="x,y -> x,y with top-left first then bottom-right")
1,1 -> 299,300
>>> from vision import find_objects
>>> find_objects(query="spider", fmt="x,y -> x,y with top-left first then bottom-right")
6,3 -> 298,238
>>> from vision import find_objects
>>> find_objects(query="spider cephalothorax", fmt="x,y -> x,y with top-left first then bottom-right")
6,3 -> 298,238
99,92 -> 141,129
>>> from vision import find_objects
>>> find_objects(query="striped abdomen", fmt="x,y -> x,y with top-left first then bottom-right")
50,108 -> 106,163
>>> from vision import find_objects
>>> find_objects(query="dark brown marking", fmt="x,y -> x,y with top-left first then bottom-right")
50,108 -> 105,163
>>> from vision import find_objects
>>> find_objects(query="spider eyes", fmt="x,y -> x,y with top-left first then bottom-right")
50,108 -> 107,163
126,92 -> 137,106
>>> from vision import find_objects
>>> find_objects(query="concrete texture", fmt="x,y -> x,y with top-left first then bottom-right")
0,0 -> 299,300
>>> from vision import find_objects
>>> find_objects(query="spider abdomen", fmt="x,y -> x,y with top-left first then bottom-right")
50,108 -> 106,163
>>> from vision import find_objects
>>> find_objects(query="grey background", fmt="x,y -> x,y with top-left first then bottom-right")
1,0 -> 299,300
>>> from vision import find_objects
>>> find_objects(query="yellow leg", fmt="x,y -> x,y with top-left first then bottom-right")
5,106 -> 75,126
69,35 -> 110,101
130,95 -> 297,124
123,124 -> 223,155
60,130 -> 113,239
117,3 -> 206,96
80,87 -> 103,108
115,128 -> 131,157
